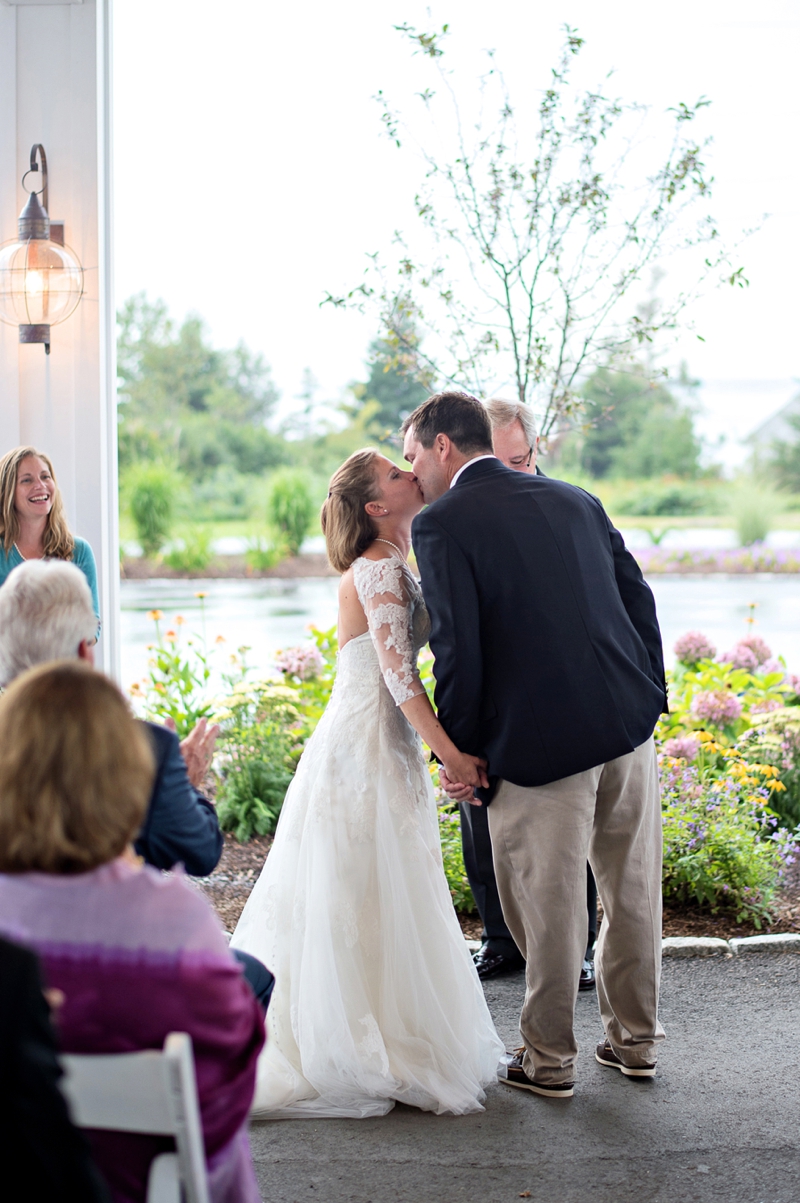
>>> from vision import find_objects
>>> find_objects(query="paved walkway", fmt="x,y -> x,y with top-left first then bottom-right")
249,953 -> 800,1203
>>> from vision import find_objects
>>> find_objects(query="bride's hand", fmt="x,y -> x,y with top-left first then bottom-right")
441,752 -> 489,793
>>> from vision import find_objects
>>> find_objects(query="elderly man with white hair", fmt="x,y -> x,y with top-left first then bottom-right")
0,559 -> 274,1010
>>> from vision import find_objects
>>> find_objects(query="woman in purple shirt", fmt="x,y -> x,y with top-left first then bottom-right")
0,662 -> 264,1203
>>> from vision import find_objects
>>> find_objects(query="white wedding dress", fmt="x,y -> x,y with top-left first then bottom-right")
231,555 -> 503,1118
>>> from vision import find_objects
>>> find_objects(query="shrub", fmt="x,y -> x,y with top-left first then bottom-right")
244,534 -> 288,572
127,463 -> 176,557
164,526 -> 213,572
730,484 -> 783,546
660,751 -> 797,926
267,469 -> 314,556
214,682 -> 302,841
615,483 -> 716,517
437,804 -> 476,912
131,609 -> 216,736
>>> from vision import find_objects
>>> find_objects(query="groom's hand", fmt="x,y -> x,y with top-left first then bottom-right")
439,767 -> 483,807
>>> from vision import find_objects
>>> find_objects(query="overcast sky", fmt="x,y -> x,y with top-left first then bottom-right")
113,0 -> 800,467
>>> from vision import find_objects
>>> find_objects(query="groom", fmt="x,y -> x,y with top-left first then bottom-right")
403,391 -> 667,1099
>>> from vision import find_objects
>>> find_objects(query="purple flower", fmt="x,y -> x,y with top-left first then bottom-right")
719,644 -> 759,672
274,643 -> 325,681
690,690 -> 743,727
674,631 -> 717,666
663,735 -> 702,761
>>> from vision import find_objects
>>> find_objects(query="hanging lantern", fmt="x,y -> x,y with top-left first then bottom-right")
0,145 -> 84,354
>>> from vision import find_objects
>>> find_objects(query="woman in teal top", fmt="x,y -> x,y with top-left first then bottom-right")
0,446 -> 100,623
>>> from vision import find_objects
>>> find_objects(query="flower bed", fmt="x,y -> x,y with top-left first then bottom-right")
635,546 -> 800,574
133,611 -> 800,928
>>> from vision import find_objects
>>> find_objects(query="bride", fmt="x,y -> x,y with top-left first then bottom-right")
231,448 -> 503,1118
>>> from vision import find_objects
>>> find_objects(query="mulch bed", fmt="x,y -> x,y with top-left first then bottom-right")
121,554 -> 337,580
193,833 -> 800,941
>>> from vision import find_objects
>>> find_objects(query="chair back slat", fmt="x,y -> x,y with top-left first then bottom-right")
60,1033 -> 211,1203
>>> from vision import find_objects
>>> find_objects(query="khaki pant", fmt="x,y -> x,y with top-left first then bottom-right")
488,737 -> 664,1084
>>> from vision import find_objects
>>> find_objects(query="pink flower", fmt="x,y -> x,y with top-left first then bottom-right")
721,635 -> 773,670
786,674 -> 800,698
719,644 -> 759,672
690,690 -> 743,727
275,644 -> 324,681
674,631 -> 716,666
663,735 -> 701,761
750,699 -> 783,716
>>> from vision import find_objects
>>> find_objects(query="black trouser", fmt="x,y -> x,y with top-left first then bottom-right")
459,800 -> 598,959
233,949 -> 275,1011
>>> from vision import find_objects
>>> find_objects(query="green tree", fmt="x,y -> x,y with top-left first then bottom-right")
576,366 -> 702,479
117,294 -> 285,481
267,469 -> 315,556
326,25 -> 746,440
772,413 -> 800,493
126,462 -> 175,557
351,326 -> 430,432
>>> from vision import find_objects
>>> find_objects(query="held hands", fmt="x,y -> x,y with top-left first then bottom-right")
439,754 -> 488,807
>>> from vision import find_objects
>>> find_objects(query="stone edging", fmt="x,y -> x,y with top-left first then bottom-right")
661,933 -> 800,958
465,934 -> 800,958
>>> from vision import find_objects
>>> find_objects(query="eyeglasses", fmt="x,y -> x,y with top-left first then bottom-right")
507,449 -> 533,468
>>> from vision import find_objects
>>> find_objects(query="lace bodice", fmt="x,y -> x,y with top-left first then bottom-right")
352,556 -> 431,706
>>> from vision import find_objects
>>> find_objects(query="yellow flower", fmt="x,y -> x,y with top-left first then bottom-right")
165,630 -> 177,640
194,591 -> 207,599
175,615 -> 185,626
147,609 -> 163,621
128,682 -> 144,697
215,635 -> 226,644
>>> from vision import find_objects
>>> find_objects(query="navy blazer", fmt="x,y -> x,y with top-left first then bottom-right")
412,458 -> 667,794
134,722 -> 223,876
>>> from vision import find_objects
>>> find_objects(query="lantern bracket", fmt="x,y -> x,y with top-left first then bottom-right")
21,144 -> 49,215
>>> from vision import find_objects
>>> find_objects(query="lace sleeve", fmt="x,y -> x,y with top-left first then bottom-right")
352,558 -> 426,706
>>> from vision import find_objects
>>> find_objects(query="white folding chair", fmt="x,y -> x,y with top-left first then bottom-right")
60,1032 -> 211,1203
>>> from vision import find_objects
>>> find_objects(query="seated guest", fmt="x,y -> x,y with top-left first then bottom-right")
0,662 -> 265,1203
0,935 -> 112,1203
0,445 -> 100,624
0,560 -> 223,877
0,560 -> 274,1012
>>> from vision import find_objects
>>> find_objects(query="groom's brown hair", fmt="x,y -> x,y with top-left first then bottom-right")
401,391 -> 493,455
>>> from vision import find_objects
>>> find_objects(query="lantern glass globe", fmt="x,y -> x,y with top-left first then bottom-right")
0,238 -> 84,327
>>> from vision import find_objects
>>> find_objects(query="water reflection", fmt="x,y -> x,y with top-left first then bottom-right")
120,572 -> 800,697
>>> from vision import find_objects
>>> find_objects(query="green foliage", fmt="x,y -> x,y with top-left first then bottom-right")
770,411 -> 800,493
117,295 -> 286,513
164,527 -> 213,573
577,366 -> 702,480
614,482 -> 720,517
437,804 -> 476,912
132,609 -> 218,736
657,650 -> 800,923
730,483 -> 783,546
214,682 -> 302,841
267,469 -> 315,556
327,30 -> 736,441
351,325 -> 429,433
126,463 -> 176,558
660,755 -> 794,926
244,535 -> 289,572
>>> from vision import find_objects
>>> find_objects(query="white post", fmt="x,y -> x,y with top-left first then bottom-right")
0,0 -> 119,677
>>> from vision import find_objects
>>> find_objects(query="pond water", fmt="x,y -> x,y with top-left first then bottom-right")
120,573 -> 800,697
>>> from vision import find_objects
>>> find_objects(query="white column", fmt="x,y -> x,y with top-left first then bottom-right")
0,0 -> 119,677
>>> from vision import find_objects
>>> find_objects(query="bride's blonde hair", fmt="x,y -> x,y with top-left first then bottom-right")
321,449 -> 381,574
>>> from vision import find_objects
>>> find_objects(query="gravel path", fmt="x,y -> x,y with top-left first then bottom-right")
248,952 -> 800,1203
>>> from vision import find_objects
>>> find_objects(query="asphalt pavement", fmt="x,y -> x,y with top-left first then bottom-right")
248,953 -> 800,1203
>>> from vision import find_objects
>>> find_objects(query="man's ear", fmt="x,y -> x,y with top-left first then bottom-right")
435,433 -> 452,461
77,639 -> 95,666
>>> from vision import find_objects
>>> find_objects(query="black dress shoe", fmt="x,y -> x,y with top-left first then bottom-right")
472,945 -> 525,980
578,958 -> 596,991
